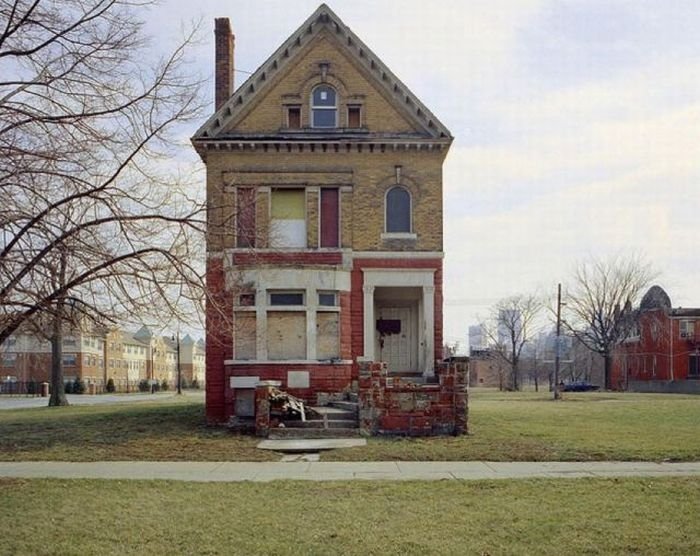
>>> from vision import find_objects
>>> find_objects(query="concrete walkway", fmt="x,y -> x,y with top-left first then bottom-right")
1,461 -> 699,482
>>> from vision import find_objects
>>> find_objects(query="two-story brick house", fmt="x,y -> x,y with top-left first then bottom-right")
192,4 -> 452,424
611,285 -> 700,393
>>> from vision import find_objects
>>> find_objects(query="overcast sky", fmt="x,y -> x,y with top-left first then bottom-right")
151,0 -> 700,350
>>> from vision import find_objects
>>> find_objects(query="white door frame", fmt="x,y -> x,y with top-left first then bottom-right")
360,269 -> 436,377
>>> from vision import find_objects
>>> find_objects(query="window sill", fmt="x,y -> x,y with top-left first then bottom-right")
381,232 -> 417,240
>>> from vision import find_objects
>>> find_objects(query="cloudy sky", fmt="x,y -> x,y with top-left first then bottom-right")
150,0 -> 700,350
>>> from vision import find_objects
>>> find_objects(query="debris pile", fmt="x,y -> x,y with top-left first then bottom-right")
268,387 -> 319,421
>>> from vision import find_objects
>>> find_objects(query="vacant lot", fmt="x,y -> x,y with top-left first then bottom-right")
1,389 -> 698,461
1,476 -> 699,555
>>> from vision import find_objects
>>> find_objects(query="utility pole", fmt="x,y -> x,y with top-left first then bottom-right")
554,283 -> 562,400
176,332 -> 182,395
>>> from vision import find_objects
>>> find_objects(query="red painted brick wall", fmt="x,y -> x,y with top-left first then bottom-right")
358,361 -> 467,436
206,256 -> 234,424
611,309 -> 700,389
225,363 -> 353,421
351,258 -> 443,371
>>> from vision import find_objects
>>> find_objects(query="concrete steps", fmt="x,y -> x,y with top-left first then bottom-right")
271,399 -> 360,439
268,427 -> 361,439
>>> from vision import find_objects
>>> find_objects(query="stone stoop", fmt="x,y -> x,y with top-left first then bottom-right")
269,401 -> 360,439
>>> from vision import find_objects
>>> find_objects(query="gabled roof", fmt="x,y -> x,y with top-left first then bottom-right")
192,3 -> 452,144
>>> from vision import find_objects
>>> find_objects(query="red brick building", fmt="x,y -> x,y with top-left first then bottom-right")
191,5 -> 453,424
611,285 -> 700,393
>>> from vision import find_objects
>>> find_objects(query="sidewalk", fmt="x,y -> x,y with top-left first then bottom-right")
1,461 -> 699,482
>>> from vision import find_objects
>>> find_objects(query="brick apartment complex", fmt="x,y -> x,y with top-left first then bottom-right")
192,5 -> 453,424
1,326 -> 205,392
611,285 -> 700,393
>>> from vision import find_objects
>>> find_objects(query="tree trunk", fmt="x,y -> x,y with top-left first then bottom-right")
512,361 -> 519,391
604,352 -> 612,390
49,248 -> 69,407
48,302 -> 69,407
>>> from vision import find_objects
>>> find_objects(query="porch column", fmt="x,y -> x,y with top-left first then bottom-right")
362,285 -> 375,361
422,285 -> 435,377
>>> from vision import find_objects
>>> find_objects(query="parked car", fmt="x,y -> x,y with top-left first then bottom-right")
562,381 -> 600,392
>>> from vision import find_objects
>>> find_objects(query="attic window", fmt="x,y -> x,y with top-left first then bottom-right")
287,106 -> 301,129
312,85 -> 337,128
347,105 -> 361,128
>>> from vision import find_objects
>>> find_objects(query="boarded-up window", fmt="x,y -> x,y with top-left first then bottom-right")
347,105 -> 361,128
270,188 -> 306,248
267,312 -> 306,360
287,106 -> 301,129
317,312 -> 340,360
320,188 -> 339,248
234,389 -> 255,417
234,312 -> 256,360
236,187 -> 256,248
386,186 -> 411,233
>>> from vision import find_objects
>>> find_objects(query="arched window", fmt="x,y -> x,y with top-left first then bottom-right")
385,186 -> 411,233
311,85 -> 337,128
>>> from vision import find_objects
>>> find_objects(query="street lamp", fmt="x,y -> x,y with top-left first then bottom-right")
172,333 -> 182,395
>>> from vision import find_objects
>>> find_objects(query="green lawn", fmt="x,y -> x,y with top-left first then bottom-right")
1,389 -> 699,462
1,477 -> 699,555
0,397 -> 275,462
328,389 -> 700,461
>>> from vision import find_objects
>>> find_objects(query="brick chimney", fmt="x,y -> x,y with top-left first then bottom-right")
214,18 -> 234,111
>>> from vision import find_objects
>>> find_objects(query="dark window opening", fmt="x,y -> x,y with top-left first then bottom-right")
690,355 -> 700,377
318,292 -> 337,307
270,292 -> 304,306
287,106 -> 301,129
386,186 -> 411,233
238,293 -> 255,306
348,105 -> 361,128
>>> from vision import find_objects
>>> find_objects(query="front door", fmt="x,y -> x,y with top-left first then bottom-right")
377,307 -> 414,373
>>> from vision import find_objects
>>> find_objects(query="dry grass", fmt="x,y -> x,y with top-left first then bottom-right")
327,389 -> 700,461
1,477 -> 699,555
0,397 -> 276,462
1,389 -> 699,462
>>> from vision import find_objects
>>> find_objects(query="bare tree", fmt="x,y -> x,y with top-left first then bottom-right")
0,0 -> 207,405
483,294 -> 543,391
564,255 -> 656,390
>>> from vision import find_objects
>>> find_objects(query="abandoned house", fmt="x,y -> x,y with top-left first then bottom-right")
191,4 -> 464,433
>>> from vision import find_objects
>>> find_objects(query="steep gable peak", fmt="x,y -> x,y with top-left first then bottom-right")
192,4 -> 451,143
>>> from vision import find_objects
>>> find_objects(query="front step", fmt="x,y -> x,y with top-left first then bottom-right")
273,401 -> 360,439
268,427 -> 361,439
328,401 -> 359,414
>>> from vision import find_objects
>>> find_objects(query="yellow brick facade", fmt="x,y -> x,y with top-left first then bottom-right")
205,149 -> 446,253
226,32 -> 419,136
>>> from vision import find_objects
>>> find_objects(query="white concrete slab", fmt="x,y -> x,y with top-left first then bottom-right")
257,438 -> 366,452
